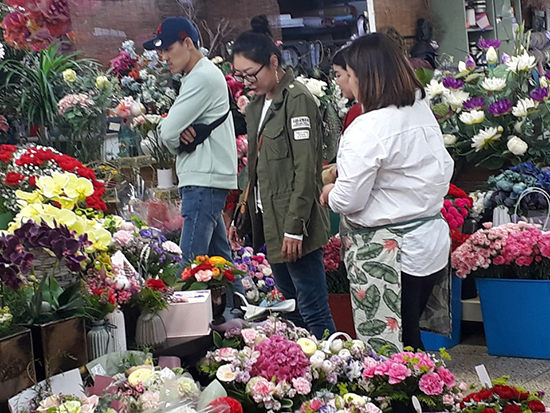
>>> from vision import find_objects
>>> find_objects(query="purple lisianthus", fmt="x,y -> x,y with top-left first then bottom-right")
463,97 -> 486,110
442,77 -> 464,89
265,277 -> 275,287
530,87 -> 549,102
488,98 -> 513,116
478,38 -> 501,50
501,52 -> 512,64
139,229 -> 153,238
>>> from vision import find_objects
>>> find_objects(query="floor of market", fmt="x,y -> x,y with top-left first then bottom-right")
447,322 -> 550,395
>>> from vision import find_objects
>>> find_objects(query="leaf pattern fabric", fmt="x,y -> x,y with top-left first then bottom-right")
343,227 -> 404,352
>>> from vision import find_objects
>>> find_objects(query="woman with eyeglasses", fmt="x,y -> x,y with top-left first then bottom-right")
228,15 -> 335,338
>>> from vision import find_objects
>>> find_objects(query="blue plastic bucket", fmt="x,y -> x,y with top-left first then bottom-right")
421,275 -> 462,350
476,278 -> 550,359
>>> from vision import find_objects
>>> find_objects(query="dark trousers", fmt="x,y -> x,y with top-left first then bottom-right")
271,248 -> 336,339
401,266 -> 447,351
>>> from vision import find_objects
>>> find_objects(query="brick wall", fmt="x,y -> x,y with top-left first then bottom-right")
70,0 -> 280,67
373,0 -> 429,36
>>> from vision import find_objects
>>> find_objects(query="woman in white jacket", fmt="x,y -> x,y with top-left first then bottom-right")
320,33 -> 454,351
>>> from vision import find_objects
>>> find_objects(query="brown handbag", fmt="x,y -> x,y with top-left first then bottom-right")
232,134 -> 264,239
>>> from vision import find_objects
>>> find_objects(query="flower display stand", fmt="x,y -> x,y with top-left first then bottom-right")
30,317 -> 87,380
0,328 -> 36,405
476,278 -> 550,359
421,275 -> 462,350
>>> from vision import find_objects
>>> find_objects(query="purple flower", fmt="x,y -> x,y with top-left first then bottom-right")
463,97 -> 486,110
502,52 -> 512,64
478,38 -> 501,50
488,98 -> 513,116
442,77 -> 464,89
265,277 -> 275,287
530,87 -> 549,102
466,54 -> 476,70
139,229 -> 153,238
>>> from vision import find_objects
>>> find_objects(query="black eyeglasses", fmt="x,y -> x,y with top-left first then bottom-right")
232,64 -> 266,83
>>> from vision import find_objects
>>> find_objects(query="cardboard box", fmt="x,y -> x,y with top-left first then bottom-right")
158,290 -> 212,338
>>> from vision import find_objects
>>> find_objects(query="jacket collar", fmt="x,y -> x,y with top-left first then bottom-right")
270,69 -> 295,109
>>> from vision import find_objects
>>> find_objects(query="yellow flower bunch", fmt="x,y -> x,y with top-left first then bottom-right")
9,172 -> 112,252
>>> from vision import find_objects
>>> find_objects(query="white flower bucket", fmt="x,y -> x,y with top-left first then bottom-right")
157,168 -> 173,189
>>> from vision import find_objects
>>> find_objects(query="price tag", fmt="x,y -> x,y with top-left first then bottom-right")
412,396 -> 422,413
90,363 -> 107,378
109,122 -> 121,132
475,364 -> 492,388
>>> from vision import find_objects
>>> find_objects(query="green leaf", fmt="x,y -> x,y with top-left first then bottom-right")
362,262 -> 399,284
351,284 -> 380,319
361,231 -> 375,244
414,67 -> 434,86
213,331 -> 223,348
354,268 -> 368,284
368,338 -> 400,355
356,243 -> 383,261
383,288 -> 400,316
358,319 -> 387,336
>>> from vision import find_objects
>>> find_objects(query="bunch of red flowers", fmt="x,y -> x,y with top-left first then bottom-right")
1,0 -> 73,51
442,184 -> 473,251
0,145 -> 106,212
461,383 -> 546,413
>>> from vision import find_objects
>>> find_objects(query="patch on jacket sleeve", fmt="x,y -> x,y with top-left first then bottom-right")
293,130 -> 310,140
291,116 -> 311,129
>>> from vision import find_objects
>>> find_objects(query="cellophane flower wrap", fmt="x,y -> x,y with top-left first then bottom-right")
112,223 -> 183,283
299,392 -> 381,413
460,379 -> 546,413
427,37 -> 550,169
233,246 -> 283,306
451,221 -> 550,279
180,255 -> 242,290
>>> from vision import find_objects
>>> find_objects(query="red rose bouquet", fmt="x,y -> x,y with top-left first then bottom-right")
442,184 -> 473,251
180,255 -> 242,290
461,380 -> 546,413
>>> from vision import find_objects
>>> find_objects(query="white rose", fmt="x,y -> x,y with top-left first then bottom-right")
262,267 -> 272,276
330,338 -> 343,352
480,77 -> 506,92
321,360 -> 334,373
211,56 -> 224,64
310,350 -> 326,368
216,364 -> 237,382
512,98 -> 538,117
443,134 -> 458,146
338,349 -> 352,360
159,367 -> 176,381
507,136 -> 528,155
459,109 -> 485,125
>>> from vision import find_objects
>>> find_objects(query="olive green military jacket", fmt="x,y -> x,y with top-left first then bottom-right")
246,70 -> 329,263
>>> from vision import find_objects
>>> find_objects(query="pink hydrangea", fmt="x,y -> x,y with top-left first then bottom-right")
113,230 -> 133,246
419,372 -> 445,395
251,335 -> 310,382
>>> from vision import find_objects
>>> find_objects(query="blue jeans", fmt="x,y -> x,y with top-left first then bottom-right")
179,186 -> 232,262
271,248 -> 336,338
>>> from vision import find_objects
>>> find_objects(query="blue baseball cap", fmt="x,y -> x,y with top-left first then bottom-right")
143,17 -> 199,50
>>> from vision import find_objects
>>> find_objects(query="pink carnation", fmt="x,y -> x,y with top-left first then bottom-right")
437,366 -> 456,388
419,372 -> 445,395
387,362 -> 412,384
250,377 -> 276,403
291,377 -> 312,395
241,328 -> 257,345
113,230 -> 133,246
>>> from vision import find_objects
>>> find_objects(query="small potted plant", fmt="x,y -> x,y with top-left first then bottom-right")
134,278 -> 170,347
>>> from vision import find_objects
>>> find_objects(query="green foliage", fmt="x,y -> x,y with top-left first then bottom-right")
135,286 -> 168,313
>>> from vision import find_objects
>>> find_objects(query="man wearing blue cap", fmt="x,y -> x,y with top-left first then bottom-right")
144,17 -> 238,263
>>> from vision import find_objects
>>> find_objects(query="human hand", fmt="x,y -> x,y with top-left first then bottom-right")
228,225 -> 245,250
179,126 -> 196,145
281,236 -> 302,263
320,183 -> 335,208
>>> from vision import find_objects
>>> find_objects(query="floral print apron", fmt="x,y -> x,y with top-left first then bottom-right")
341,214 -> 451,353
